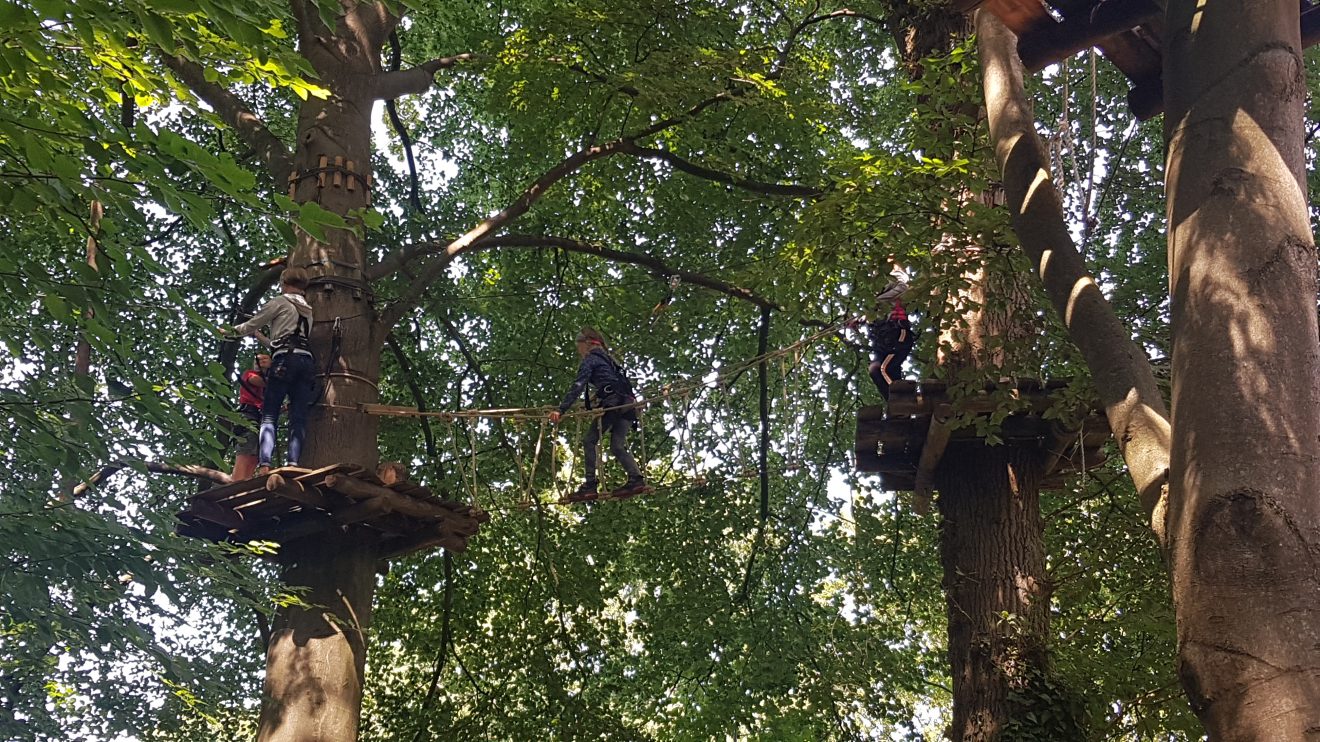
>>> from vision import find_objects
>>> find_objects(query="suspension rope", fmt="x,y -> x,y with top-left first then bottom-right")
361,316 -> 857,422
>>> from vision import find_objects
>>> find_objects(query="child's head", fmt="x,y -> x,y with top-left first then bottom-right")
575,326 -> 607,356
280,267 -> 310,292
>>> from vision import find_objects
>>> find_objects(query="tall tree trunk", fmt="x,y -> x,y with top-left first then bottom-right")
936,445 -> 1053,741
256,7 -> 396,740
1163,0 -> 1320,735
975,9 -> 1172,534
882,7 -> 1077,736
257,534 -> 379,742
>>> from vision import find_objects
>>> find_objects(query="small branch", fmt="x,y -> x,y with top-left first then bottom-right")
385,31 -> 424,213
773,9 -> 887,78
160,55 -> 295,184
757,306 -> 772,522
73,461 -> 232,497
409,552 -> 455,742
372,54 -> 478,101
619,141 -> 824,197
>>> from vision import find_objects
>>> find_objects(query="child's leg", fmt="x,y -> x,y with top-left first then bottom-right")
582,417 -> 603,482
259,358 -> 291,467
607,415 -> 642,479
284,354 -> 317,466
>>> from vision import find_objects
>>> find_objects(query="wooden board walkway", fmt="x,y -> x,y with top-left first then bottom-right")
176,464 -> 490,559
856,379 -> 1111,498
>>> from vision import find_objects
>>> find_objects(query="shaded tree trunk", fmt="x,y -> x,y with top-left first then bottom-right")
975,9 -> 1172,533
882,6 -> 1078,737
1163,0 -> 1320,735
257,533 -> 379,742
936,445 -> 1056,741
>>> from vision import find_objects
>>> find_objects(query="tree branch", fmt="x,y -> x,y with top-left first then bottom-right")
160,55 -> 296,184
619,141 -> 824,197
389,234 -> 781,317
73,460 -> 232,497
371,54 -> 478,101
773,8 -> 887,78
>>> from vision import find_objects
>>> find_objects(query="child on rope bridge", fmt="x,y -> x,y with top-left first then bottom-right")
547,327 -> 649,500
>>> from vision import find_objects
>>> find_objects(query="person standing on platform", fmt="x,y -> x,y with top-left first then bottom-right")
223,267 -> 316,474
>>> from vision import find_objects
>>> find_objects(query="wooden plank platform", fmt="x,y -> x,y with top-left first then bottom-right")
176,465 -> 487,559
856,379 -> 1112,499
955,0 -> 1320,120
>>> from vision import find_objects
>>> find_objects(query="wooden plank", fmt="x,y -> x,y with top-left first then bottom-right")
856,416 -> 927,451
184,498 -> 246,530
264,473 -> 339,510
855,449 -> 918,474
379,529 -> 468,560
1018,0 -> 1161,71
324,474 -> 452,521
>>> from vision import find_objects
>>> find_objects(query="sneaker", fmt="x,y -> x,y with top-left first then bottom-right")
564,481 -> 599,502
610,477 -> 649,499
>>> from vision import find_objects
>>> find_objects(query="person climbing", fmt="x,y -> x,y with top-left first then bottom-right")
231,352 -> 271,481
867,277 -> 916,404
547,327 -> 648,500
222,267 -> 316,474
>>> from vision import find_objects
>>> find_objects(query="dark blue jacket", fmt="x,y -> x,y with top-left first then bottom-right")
558,348 -> 630,414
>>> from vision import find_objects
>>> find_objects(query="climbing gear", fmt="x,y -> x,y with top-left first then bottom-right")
270,295 -> 313,352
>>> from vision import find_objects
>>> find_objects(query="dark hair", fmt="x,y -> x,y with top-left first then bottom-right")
281,267 -> 310,290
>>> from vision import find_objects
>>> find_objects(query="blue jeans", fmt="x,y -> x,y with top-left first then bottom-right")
259,351 -> 316,467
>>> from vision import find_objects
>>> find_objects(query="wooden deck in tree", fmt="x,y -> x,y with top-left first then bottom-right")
956,0 -> 1320,120
176,464 -> 490,559
856,379 -> 1112,498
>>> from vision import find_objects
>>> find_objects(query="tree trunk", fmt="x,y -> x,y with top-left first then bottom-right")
937,445 -> 1065,741
975,9 -> 1172,533
257,532 -> 379,742
256,8 -> 398,740
883,8 -> 1079,737
1163,0 -> 1320,735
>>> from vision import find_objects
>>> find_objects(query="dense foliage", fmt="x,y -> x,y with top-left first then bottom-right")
2,0 -> 1316,739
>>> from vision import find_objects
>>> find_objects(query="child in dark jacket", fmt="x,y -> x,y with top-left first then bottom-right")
547,327 -> 647,499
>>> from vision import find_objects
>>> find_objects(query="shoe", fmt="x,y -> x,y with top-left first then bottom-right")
610,477 -> 649,499
254,464 -> 272,477
563,481 -> 599,502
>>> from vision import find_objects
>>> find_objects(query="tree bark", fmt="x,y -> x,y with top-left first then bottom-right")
884,8 -> 1079,737
976,9 -> 1172,535
255,8 -> 397,740
937,445 -> 1066,741
1163,0 -> 1320,735
257,532 -> 379,742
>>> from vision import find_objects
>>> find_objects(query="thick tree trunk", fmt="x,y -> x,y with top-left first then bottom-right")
975,9 -> 1172,535
255,8 -> 398,740
936,445 -> 1057,741
257,533 -> 379,742
884,9 -> 1077,737
1163,0 -> 1320,735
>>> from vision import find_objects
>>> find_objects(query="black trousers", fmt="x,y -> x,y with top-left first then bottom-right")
869,329 -> 913,401
583,413 -> 641,481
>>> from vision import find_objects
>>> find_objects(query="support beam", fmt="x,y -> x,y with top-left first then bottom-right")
913,405 -> 954,515
1018,0 -> 1162,71
324,474 -> 451,521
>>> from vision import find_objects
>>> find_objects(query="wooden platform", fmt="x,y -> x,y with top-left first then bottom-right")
176,464 -> 490,559
956,0 -> 1320,120
856,379 -> 1111,496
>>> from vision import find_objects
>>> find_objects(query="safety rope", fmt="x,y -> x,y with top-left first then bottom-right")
360,316 -> 857,422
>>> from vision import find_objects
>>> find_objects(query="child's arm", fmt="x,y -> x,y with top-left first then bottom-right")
551,357 -> 595,421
